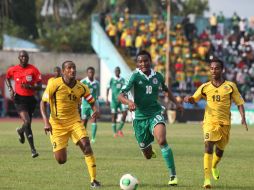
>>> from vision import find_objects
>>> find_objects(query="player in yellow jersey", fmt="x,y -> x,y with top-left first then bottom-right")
184,58 -> 248,189
40,61 -> 101,188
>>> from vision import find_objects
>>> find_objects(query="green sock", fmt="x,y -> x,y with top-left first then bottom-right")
117,121 -> 125,131
161,144 -> 176,176
91,123 -> 97,140
112,123 -> 117,134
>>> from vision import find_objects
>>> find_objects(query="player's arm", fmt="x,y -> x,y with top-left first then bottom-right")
231,82 -> 248,131
238,105 -> 248,131
5,78 -> 15,99
40,85 -> 52,135
83,85 -> 99,119
118,93 -> 136,111
184,84 -> 205,104
164,88 -> 183,112
118,73 -> 136,111
21,82 -> 42,91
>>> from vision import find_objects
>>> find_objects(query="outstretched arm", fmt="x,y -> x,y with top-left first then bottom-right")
238,104 -> 248,131
165,90 -> 183,112
118,93 -> 136,112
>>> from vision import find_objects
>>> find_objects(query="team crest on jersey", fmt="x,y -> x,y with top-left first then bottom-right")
152,78 -> 158,84
224,85 -> 229,90
26,75 -> 32,82
138,81 -> 143,85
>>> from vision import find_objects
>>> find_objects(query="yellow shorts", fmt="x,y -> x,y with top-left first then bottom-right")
49,120 -> 88,152
203,123 -> 231,150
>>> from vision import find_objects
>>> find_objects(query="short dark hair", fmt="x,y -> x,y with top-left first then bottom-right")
87,66 -> 95,72
209,57 -> 224,69
62,60 -> 74,70
136,50 -> 152,61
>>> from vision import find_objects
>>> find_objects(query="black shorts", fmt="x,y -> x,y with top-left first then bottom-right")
14,94 -> 37,114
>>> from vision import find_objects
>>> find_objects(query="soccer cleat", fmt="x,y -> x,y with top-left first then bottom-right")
151,149 -> 157,158
16,128 -> 25,144
168,175 -> 178,186
113,133 -> 118,138
91,138 -> 96,144
90,179 -> 101,188
203,179 -> 211,189
31,149 -> 39,158
117,130 -> 124,137
212,168 -> 220,180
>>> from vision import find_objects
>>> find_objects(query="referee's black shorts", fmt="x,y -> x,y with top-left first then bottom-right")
14,93 -> 37,115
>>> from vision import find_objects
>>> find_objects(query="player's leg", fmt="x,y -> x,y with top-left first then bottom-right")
71,122 -> 100,188
112,113 -> 118,137
212,146 -> 223,180
90,116 -> 97,143
153,123 -> 177,185
117,104 -> 127,137
111,103 -> 118,137
78,138 -> 101,188
212,125 -> 230,180
117,113 -> 127,137
54,148 -> 67,164
203,141 -> 215,188
18,110 -> 38,158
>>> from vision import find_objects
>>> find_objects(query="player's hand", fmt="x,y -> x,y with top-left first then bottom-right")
128,101 -> 136,112
183,96 -> 195,104
91,110 -> 99,119
44,123 -> 52,135
242,117 -> 248,131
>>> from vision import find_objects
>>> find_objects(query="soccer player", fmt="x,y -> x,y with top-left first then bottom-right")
106,66 -> 128,137
184,58 -> 248,189
47,66 -> 61,85
118,50 -> 183,186
80,67 -> 100,143
5,50 -> 41,158
40,61 -> 101,188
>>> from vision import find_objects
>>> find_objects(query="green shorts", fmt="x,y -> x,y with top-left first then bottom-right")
81,107 -> 93,120
133,113 -> 166,149
110,101 -> 128,114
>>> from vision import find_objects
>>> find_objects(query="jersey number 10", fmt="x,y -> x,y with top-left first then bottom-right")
146,85 -> 153,94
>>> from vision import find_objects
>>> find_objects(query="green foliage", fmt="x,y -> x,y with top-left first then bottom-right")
0,121 -> 254,189
36,20 -> 92,52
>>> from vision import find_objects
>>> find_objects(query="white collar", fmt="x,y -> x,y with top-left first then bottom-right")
136,68 -> 156,80
114,76 -> 122,80
85,77 -> 97,84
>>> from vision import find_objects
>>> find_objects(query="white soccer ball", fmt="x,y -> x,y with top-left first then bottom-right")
120,174 -> 139,190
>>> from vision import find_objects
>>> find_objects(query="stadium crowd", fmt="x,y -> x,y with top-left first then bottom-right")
103,9 -> 254,103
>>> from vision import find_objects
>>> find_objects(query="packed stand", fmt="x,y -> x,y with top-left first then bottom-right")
102,10 -> 254,103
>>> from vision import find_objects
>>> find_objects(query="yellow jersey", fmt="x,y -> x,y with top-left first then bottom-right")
42,77 -> 94,125
193,80 -> 244,125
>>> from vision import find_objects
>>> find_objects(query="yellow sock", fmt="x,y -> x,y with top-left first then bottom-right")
212,152 -> 221,168
84,154 -> 96,182
204,153 -> 213,180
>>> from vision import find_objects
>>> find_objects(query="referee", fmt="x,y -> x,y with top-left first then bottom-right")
5,50 -> 42,158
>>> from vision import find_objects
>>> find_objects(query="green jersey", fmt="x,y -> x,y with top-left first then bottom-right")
121,69 -> 168,119
80,77 -> 100,108
107,76 -> 125,103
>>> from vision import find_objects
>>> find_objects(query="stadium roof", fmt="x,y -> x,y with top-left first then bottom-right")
3,34 -> 41,52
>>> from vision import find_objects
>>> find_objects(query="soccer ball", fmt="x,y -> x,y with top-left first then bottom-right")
120,174 -> 139,190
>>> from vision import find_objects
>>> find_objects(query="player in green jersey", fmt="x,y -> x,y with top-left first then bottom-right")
106,67 -> 128,137
118,50 -> 183,186
80,67 -> 100,143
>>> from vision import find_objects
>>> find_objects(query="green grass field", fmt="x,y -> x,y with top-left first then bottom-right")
0,120 -> 253,190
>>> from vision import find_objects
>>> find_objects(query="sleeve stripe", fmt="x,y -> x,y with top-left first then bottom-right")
87,96 -> 95,103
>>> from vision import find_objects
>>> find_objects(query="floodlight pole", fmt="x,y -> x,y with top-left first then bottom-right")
165,0 -> 171,87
